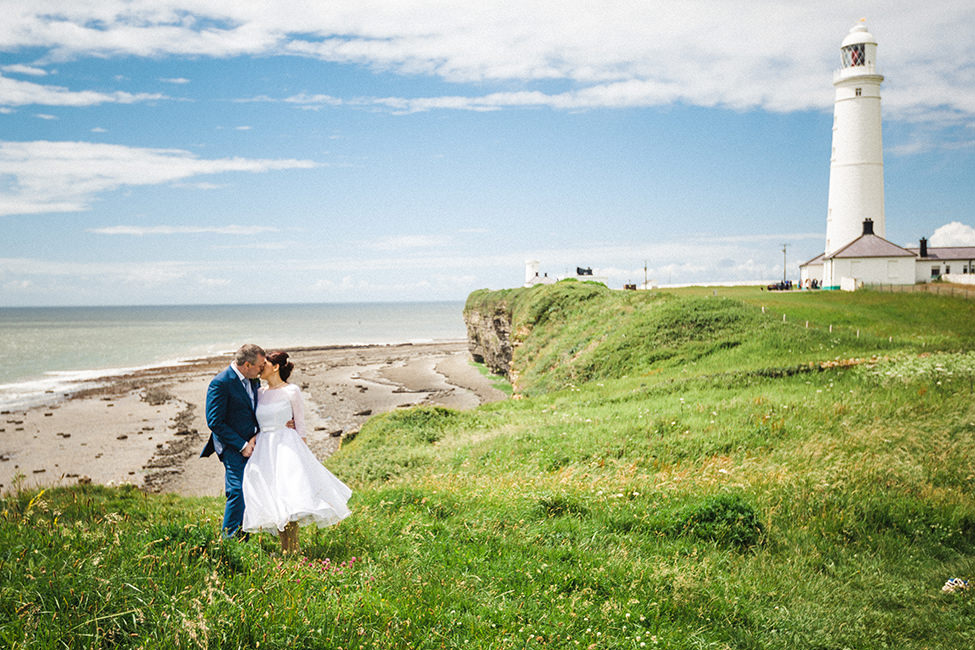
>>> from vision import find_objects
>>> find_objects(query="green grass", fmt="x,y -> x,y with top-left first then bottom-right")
469,359 -> 513,395
3,283 -> 975,648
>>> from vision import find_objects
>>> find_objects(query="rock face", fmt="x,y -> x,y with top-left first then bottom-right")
464,303 -> 513,379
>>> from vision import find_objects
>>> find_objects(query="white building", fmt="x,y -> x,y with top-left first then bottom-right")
524,260 -> 608,287
800,21 -> 975,290
524,260 -> 556,286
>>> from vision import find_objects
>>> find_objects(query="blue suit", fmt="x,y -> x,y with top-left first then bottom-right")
202,365 -> 260,538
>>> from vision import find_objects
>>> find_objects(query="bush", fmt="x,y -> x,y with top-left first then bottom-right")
673,493 -> 764,548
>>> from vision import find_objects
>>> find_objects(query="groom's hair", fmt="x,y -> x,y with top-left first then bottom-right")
235,343 -> 266,365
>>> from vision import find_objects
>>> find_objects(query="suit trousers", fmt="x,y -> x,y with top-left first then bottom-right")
220,449 -> 248,539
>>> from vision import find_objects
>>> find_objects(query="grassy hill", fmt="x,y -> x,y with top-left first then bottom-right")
3,283 -> 975,649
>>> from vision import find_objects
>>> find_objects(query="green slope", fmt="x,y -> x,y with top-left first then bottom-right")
3,283 -> 974,649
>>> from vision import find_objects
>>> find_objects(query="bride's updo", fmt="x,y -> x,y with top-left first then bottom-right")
267,350 -> 294,381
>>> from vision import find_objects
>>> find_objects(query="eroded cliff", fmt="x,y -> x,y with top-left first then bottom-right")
463,300 -> 513,380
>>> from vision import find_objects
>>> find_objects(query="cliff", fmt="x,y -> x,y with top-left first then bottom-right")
463,294 -> 514,379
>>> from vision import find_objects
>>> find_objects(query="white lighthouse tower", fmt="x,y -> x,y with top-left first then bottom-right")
823,20 -> 885,282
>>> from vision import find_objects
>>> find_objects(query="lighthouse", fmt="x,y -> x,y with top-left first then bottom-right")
823,21 -> 885,270
800,22 -> 975,291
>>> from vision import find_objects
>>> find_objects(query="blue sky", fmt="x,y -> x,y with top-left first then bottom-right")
1,1 -> 973,306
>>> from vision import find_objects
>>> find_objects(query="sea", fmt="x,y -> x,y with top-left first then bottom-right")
0,301 -> 467,411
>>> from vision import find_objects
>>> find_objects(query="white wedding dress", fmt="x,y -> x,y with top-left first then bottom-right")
242,384 -> 351,533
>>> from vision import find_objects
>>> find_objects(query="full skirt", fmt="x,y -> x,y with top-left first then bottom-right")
242,428 -> 352,533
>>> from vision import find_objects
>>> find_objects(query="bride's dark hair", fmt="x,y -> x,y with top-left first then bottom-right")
266,350 -> 294,381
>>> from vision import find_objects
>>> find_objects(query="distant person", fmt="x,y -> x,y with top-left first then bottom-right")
241,351 -> 352,554
202,343 -> 266,539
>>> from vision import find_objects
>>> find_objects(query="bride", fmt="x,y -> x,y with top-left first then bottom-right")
242,350 -> 352,554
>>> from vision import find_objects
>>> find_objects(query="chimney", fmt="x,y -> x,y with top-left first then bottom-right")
920,237 -> 928,257
862,218 -> 874,235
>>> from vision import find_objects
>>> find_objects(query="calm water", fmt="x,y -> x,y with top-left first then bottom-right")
0,302 -> 466,410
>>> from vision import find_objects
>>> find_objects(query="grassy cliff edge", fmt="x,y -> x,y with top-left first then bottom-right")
3,283 -> 975,648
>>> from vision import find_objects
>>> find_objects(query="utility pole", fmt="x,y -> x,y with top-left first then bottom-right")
644,260 -> 648,290
782,244 -> 788,283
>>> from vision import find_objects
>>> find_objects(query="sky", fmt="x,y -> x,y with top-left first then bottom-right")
1,1 -> 974,306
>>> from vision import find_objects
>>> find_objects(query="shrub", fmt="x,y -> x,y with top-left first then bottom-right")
673,493 -> 764,548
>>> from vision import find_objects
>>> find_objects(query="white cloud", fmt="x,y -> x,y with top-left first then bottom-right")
160,77 -> 190,84
366,234 -> 452,251
2,64 -> 48,76
90,126 -> 107,133
0,140 -> 318,217
211,241 -> 292,250
929,221 -> 975,246
198,277 -> 232,287
234,125 -> 252,130
3,279 -> 33,291
89,225 -> 279,236
34,113 -> 57,120
0,257 -> 195,282
0,2 -> 971,125
170,181 -> 225,190
0,73 -> 166,107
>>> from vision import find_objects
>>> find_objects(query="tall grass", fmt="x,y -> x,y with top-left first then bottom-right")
3,283 -> 974,648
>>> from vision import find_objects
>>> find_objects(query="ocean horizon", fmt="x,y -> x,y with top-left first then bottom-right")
0,301 -> 467,410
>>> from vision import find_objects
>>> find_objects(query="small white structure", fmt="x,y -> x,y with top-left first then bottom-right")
825,218 -> 916,289
524,260 -> 608,287
907,240 -> 975,283
801,225 -> 975,290
524,260 -> 556,287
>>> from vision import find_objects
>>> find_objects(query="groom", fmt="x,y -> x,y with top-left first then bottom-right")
202,343 -> 265,539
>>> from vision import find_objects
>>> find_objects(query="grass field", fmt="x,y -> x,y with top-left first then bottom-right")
3,282 -> 974,648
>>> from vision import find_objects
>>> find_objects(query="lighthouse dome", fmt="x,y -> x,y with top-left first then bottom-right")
841,22 -> 877,47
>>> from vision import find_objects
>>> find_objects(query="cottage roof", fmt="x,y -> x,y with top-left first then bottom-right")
904,246 -> 975,261
826,233 -> 916,259
799,252 -> 825,267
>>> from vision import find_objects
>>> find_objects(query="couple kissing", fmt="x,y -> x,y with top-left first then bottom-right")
201,344 -> 351,554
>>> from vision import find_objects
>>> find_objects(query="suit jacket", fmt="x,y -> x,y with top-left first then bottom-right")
201,365 -> 260,458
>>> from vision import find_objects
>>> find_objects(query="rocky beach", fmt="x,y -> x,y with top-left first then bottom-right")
0,341 -> 506,496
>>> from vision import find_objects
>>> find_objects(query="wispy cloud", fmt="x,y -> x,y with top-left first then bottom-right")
366,234 -> 452,251
170,181 -> 226,190
160,77 -> 190,84
211,241 -> 292,250
0,140 -> 318,217
0,3 -> 971,127
0,73 -> 166,107
34,113 -> 57,120
692,232 -> 824,244
89,225 -> 279,236
2,64 -> 49,76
